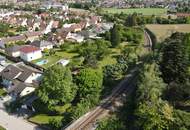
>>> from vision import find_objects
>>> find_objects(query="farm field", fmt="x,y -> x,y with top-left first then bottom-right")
102,8 -> 167,15
146,24 -> 190,42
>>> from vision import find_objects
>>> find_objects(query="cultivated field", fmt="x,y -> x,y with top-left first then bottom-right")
102,8 -> 167,16
146,24 -> 190,42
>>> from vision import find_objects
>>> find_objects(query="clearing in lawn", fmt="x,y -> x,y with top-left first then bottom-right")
102,8 -> 167,16
146,24 -> 190,42
29,114 -> 63,125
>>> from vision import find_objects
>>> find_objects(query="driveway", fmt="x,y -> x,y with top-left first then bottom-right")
0,100 -> 42,130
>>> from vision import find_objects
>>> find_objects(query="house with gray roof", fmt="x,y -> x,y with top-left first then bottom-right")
0,62 -> 42,98
5,45 -> 24,57
30,40 -> 53,51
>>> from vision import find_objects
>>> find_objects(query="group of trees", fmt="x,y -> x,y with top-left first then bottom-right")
98,32 -> 190,130
103,23 -> 143,47
36,65 -> 104,129
37,65 -> 77,107
133,64 -> 173,130
160,33 -> 190,106
102,12 -> 190,26
69,2 -> 95,10
0,22 -> 14,37
103,47 -> 138,86
98,63 -> 174,130
71,68 -> 103,119
78,39 -> 111,68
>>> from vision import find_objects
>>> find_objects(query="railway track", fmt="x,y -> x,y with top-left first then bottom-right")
63,30 -> 153,130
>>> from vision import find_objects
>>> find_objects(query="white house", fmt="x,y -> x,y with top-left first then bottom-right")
44,20 -> 54,34
20,45 -> 42,61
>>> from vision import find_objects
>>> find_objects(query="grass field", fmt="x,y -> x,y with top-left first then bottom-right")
102,8 -> 167,15
32,50 -> 78,68
146,24 -> 190,42
29,114 -> 63,125
0,87 -> 7,96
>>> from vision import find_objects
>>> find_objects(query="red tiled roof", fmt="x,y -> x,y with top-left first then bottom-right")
20,45 -> 40,53
176,13 -> 190,17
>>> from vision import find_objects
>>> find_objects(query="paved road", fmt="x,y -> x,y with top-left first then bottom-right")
0,100 -> 41,130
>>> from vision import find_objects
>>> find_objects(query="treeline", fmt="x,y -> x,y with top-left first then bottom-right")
97,32 -> 190,130
101,12 -> 190,25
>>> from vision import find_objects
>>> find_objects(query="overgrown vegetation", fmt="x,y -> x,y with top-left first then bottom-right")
97,32 -> 190,130
28,23 -> 144,129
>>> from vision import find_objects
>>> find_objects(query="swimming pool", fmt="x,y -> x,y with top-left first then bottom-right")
36,59 -> 48,66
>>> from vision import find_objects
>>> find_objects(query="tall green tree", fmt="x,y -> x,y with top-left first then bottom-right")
79,40 -> 110,67
37,65 -> 77,106
160,33 -> 189,83
134,63 -> 173,130
71,68 -> 103,119
76,68 -> 103,99
97,116 -> 125,130
110,24 -> 121,47
160,33 -> 190,105
125,13 -> 138,27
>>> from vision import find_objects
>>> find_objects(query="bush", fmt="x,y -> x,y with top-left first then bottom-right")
49,118 -> 62,130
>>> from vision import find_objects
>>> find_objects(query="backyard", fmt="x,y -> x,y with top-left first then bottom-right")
146,24 -> 190,42
28,103 -> 71,125
102,8 -> 167,16
33,50 -> 78,68
32,43 -> 123,69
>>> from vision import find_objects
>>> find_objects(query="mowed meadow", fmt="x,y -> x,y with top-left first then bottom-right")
102,8 -> 167,15
146,24 -> 190,42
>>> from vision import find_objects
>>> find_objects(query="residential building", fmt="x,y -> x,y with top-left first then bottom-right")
20,45 -> 42,61
0,62 -> 42,98
30,40 -> 53,51
5,45 -> 23,57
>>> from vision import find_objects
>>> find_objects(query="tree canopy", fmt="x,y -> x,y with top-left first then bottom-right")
37,65 -> 77,106
133,63 -> 173,130
78,39 -> 111,67
71,68 -> 103,119
110,24 -> 121,47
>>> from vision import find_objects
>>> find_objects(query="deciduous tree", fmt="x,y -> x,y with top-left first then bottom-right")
37,65 -> 77,106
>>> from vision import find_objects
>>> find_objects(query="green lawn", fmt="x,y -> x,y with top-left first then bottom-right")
102,8 -> 167,16
0,125 -> 5,130
0,88 -> 7,96
33,50 -> 78,68
98,48 -> 121,67
29,114 -> 63,125
53,103 -> 71,114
